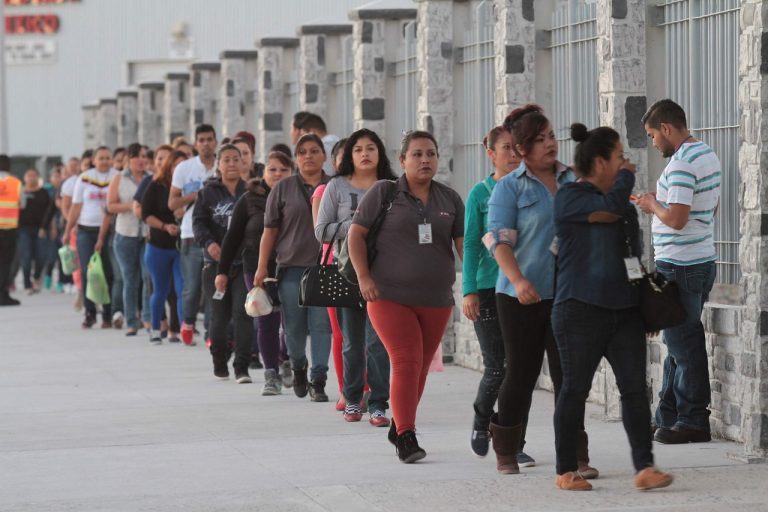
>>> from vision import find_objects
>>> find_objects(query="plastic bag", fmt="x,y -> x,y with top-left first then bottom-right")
245,286 -> 273,317
58,245 -> 76,276
85,252 -> 110,305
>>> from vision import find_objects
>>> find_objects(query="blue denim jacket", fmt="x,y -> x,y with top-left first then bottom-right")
486,161 -> 575,300
554,170 -> 641,309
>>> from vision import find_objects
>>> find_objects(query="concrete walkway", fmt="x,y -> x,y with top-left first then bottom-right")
1,290 -> 767,512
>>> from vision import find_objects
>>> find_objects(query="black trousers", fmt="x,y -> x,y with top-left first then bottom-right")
0,229 -> 18,297
495,294 -> 562,427
206,263 -> 253,372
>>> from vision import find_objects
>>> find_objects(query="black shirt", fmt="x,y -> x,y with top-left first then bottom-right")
141,180 -> 177,250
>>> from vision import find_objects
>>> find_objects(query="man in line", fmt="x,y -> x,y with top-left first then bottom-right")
169,124 -> 217,345
636,99 -> 721,444
295,113 -> 339,176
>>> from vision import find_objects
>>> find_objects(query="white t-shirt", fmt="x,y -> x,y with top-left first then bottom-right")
60,175 -> 78,198
652,140 -> 721,265
322,133 -> 340,176
73,168 -> 118,227
171,156 -> 215,240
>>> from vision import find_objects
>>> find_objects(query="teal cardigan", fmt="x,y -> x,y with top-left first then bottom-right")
462,175 -> 499,295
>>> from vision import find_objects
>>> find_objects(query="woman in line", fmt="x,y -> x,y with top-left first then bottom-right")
255,134 -> 332,402
311,138 -> 355,411
551,123 -> 672,491
316,129 -> 394,426
141,150 -> 190,345
18,168 -> 51,294
462,126 -> 533,465
486,104 -> 596,476
348,130 -> 464,462
62,146 -> 117,328
195,144 -> 249,379
108,143 -> 150,336
217,151 -> 293,395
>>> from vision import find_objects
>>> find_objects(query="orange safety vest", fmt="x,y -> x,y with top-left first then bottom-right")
0,174 -> 22,230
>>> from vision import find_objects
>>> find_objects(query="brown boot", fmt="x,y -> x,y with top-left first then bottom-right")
576,430 -> 599,479
489,414 -> 521,475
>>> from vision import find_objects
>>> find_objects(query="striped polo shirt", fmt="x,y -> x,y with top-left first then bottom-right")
652,140 -> 721,265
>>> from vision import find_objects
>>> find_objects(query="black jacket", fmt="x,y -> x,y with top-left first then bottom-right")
192,177 -> 246,262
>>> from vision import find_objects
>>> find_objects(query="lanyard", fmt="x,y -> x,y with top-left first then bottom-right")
407,193 -> 430,224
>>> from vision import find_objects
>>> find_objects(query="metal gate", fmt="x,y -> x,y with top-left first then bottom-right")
659,0 -> 740,285
388,20 -> 418,160
550,0 -> 599,166
329,35 -> 355,138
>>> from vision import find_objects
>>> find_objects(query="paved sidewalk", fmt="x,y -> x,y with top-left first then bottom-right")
1,290 -> 767,512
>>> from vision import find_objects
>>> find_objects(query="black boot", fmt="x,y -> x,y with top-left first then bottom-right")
292,365 -> 308,398
388,418 -> 397,446
396,430 -> 426,463
309,379 -> 328,402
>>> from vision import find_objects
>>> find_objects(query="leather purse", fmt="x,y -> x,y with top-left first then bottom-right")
299,224 -> 363,309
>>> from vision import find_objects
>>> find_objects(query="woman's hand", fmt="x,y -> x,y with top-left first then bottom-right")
462,293 -> 480,321
512,277 -> 541,305
214,274 -> 228,294
358,275 -> 379,302
94,238 -> 104,253
254,266 -> 268,289
164,224 -> 179,237
207,242 -> 221,261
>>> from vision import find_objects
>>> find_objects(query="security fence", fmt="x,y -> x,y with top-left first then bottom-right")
550,0 -> 599,166
329,35 -> 355,139
388,20 -> 418,161
659,0 -> 740,285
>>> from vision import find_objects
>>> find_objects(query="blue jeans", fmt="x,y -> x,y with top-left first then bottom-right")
552,300 -> 653,473
107,235 -> 123,315
17,225 -> 46,289
336,306 -> 390,412
76,227 -> 113,320
144,243 -> 184,330
113,234 -> 144,329
180,240 -> 206,327
472,288 -> 507,429
278,266 -> 332,382
654,259 -> 716,431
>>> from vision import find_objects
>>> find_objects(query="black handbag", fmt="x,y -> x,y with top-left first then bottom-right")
338,180 -> 398,285
622,219 -> 686,332
299,224 -> 363,309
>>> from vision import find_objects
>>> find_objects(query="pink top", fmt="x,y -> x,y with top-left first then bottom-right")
312,184 -> 333,258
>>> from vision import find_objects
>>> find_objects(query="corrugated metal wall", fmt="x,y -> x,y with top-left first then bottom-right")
4,0 -> 371,157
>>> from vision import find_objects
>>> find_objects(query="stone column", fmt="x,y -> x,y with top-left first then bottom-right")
348,10 -> 387,137
255,38 -> 294,162
82,104 -> 99,150
164,72 -> 190,144
493,0 -> 536,123
138,82 -> 165,149
736,0 -> 768,460
594,0 -> 648,420
220,50 -> 259,137
97,98 -> 118,149
116,90 -> 138,146
416,0 -> 453,185
189,62 -> 221,136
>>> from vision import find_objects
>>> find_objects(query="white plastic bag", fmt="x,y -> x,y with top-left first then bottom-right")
245,286 -> 273,317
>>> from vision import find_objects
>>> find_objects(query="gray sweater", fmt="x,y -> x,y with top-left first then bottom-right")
314,176 -> 370,243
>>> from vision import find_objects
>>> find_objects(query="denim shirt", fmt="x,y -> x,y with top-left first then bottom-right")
486,161 -> 575,300
553,170 -> 641,309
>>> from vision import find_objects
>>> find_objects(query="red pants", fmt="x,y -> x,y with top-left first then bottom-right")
368,300 -> 452,434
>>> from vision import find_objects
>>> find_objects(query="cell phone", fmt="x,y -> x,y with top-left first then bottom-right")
212,290 -> 225,300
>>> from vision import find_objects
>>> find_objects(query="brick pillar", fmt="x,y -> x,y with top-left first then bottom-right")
737,0 -> 768,459
138,82 -> 165,149
220,50 -> 258,137
493,0 -> 536,123
416,0 -> 453,185
255,38 -> 296,162
189,62 -> 221,136
97,98 -> 118,149
164,72 -> 190,144
349,10 -> 388,137
117,90 -> 138,146
595,0 -> 648,420
82,104 -> 98,150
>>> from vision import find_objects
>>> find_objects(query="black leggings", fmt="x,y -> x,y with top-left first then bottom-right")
495,294 -> 562,427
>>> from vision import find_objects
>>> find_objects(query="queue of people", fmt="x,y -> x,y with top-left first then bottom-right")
0,98 -> 723,492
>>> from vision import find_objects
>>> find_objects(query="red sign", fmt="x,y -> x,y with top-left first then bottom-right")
5,0 -> 79,5
4,14 -> 60,33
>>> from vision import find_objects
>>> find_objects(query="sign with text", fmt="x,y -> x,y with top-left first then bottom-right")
5,14 -> 60,33
5,39 -> 57,64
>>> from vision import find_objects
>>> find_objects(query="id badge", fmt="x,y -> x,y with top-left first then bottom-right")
418,223 -> 433,245
624,257 -> 644,281
212,290 -> 225,300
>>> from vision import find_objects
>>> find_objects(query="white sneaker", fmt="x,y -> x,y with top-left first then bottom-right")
261,369 -> 282,395
112,311 -> 124,329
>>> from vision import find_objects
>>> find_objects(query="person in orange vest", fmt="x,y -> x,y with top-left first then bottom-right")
0,155 -> 24,306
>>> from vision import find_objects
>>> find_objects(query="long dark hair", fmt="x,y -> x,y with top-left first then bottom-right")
570,123 -> 621,178
502,103 -> 551,158
336,129 -> 396,180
